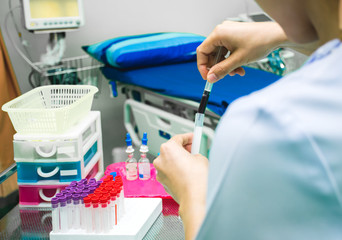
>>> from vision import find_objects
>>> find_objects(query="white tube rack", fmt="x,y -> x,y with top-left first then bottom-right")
50,198 -> 162,240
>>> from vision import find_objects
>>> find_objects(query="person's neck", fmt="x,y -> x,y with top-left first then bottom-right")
307,0 -> 341,45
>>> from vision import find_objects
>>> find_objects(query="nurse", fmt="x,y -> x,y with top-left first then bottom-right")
154,0 -> 342,239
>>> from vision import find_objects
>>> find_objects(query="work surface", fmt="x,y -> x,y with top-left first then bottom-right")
0,198 -> 184,240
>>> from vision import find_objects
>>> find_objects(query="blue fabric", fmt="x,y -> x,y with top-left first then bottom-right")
82,33 -> 159,65
83,32 -> 205,68
101,61 -> 281,116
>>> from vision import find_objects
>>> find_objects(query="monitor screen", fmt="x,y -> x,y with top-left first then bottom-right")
29,0 -> 79,19
23,0 -> 84,31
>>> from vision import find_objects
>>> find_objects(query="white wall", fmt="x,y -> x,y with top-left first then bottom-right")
0,0 -> 262,165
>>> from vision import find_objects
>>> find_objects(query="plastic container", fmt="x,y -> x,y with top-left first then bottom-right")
18,160 -> 102,207
13,111 -> 101,163
2,85 -> 98,134
17,150 -> 103,185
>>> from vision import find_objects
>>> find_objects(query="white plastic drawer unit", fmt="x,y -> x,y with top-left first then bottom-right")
13,111 -> 101,162
16,141 -> 100,183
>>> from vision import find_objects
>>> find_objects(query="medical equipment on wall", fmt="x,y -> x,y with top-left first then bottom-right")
22,0 -> 85,32
3,0 -> 103,89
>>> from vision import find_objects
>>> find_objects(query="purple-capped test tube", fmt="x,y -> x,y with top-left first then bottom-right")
74,189 -> 83,195
82,189 -> 91,195
51,197 -> 60,232
88,178 -> 96,184
73,194 -> 81,229
65,193 -> 73,228
59,196 -> 68,232
56,193 -> 64,198
96,180 -> 103,186
88,187 -> 97,194
60,189 -> 69,195
70,181 -> 77,187
80,193 -> 88,229
81,178 -> 88,184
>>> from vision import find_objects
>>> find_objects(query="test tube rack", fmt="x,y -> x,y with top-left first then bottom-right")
50,197 -> 162,240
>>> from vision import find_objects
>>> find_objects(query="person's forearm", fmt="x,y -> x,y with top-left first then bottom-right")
179,199 -> 206,240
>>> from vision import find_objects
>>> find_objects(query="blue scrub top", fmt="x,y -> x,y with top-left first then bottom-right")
196,39 -> 342,240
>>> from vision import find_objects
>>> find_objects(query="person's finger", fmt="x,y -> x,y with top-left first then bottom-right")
228,67 -> 246,77
196,36 -> 222,80
170,133 -> 194,147
207,50 -> 245,83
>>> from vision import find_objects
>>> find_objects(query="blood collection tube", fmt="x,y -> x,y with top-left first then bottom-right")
94,188 -> 102,195
100,197 -> 109,233
88,178 -> 96,184
97,180 -> 103,186
60,189 -> 69,195
80,193 -> 88,229
51,197 -> 60,233
109,190 -> 117,226
65,193 -> 73,229
92,196 -> 101,233
84,197 -> 93,233
115,184 -> 124,218
59,196 -> 68,232
70,181 -> 77,187
74,189 -> 83,195
73,194 -> 81,229
110,189 -> 118,225
88,186 -> 97,193
83,189 -> 91,195
115,176 -> 125,196
56,193 -> 64,198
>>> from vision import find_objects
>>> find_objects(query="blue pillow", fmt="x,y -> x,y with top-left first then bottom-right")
83,32 -> 205,69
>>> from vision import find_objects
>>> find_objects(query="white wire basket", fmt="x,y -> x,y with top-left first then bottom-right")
28,55 -> 104,91
2,85 -> 98,135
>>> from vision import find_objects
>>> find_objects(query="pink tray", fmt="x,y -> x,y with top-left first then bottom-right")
104,162 -> 172,199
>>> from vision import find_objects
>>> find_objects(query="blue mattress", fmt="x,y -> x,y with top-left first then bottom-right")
101,61 -> 281,116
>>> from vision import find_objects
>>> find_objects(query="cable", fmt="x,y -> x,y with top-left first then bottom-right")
3,6 -> 42,73
8,0 -> 32,61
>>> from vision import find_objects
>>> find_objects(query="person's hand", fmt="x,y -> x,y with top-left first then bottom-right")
197,21 -> 288,83
153,133 -> 209,239
153,133 -> 208,206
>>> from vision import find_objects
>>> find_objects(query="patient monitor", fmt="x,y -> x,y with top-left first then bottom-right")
22,0 -> 84,32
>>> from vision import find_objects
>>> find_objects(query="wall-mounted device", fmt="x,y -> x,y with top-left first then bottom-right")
22,0 -> 84,32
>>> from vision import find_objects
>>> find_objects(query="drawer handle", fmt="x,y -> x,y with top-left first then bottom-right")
37,167 -> 59,178
35,145 -> 57,158
39,188 -> 60,202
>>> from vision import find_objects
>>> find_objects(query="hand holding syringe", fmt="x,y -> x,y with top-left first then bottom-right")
191,46 -> 223,155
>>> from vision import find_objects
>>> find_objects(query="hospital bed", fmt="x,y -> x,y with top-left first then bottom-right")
100,60 -> 280,157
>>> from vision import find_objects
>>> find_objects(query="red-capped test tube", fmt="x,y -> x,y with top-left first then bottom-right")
91,196 -> 101,233
100,197 -> 110,233
84,197 -> 92,233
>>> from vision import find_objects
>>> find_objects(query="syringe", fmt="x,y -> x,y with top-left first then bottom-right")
191,46 -> 223,155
